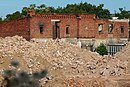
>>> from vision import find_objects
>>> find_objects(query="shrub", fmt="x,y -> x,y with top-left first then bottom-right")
95,43 -> 108,56
2,60 -> 48,87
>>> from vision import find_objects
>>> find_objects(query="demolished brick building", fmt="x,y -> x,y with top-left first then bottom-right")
0,10 -> 129,47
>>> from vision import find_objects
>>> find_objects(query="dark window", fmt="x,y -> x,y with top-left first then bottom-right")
66,26 -> 69,34
39,25 -> 44,34
98,24 -> 103,32
121,26 -> 124,33
108,24 -> 113,33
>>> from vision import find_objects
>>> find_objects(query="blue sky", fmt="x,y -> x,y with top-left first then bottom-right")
0,0 -> 130,18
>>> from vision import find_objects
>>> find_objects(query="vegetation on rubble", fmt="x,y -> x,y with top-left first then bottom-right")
95,43 -> 108,56
1,2 -> 130,21
2,60 -> 48,87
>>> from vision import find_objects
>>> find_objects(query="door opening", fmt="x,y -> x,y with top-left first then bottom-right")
51,20 -> 60,39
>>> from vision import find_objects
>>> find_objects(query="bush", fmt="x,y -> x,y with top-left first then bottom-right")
2,60 -> 48,87
95,43 -> 108,56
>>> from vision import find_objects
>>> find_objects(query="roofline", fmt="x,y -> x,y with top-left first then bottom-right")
0,17 -> 30,24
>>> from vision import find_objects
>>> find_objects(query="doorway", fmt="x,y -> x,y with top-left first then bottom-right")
52,20 -> 60,39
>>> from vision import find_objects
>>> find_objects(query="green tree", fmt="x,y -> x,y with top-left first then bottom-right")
115,8 -> 130,19
3,2 -> 112,21
61,2 -> 111,18
45,6 -> 55,13
0,17 -> 2,23
21,7 -> 29,16
95,43 -> 108,56
36,4 -> 46,13
5,11 -> 23,21
55,7 -> 64,13
29,4 -> 36,9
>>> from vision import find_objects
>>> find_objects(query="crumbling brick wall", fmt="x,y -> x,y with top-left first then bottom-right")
0,13 -> 129,40
94,19 -> 129,39
29,14 -> 98,39
0,17 -> 30,40
30,14 -> 78,39
29,13 -> 129,40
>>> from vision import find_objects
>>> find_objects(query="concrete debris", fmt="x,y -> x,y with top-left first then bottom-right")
114,42 -> 130,74
0,35 -> 128,87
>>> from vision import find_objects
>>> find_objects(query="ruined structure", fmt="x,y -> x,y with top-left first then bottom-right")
0,10 -> 129,48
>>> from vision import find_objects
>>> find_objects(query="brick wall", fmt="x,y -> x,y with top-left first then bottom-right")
95,19 -> 129,39
30,14 -> 78,39
30,13 -> 129,40
0,17 -> 30,40
29,14 -> 98,39
95,19 -> 110,39
113,21 -> 129,38
79,14 -> 96,38
0,13 -> 129,40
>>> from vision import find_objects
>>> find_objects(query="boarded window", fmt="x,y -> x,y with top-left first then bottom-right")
98,24 -> 103,32
121,26 -> 124,33
108,24 -> 113,33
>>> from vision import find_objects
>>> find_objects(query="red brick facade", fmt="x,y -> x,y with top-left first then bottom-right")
95,19 -> 129,39
30,14 -> 78,39
0,12 -> 129,40
0,17 -> 30,40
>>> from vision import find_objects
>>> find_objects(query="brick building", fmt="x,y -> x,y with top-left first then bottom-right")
0,10 -> 129,48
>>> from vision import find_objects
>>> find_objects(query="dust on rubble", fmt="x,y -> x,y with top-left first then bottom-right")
0,36 -> 129,87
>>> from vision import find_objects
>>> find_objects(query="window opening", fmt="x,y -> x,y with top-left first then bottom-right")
108,24 -> 113,33
39,25 -> 44,34
66,26 -> 69,34
98,24 -> 103,32
121,26 -> 124,33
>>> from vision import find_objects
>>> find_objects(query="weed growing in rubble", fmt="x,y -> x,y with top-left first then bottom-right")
2,60 -> 48,87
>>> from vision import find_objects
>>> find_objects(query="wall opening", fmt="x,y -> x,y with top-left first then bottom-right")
51,20 -> 60,39
108,24 -> 113,33
98,24 -> 103,32
66,26 -> 69,34
39,25 -> 44,34
121,26 -> 124,33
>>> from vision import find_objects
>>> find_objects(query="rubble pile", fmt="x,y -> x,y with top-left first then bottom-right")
114,42 -> 130,61
114,42 -> 130,74
0,36 -> 128,86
